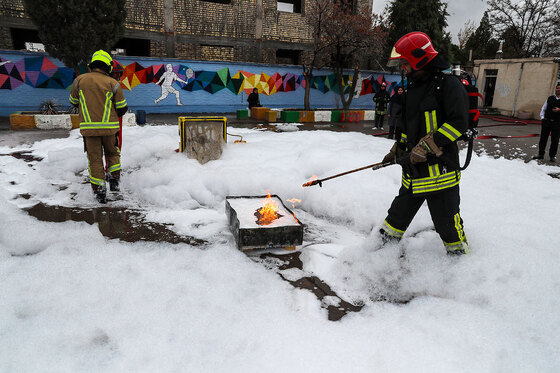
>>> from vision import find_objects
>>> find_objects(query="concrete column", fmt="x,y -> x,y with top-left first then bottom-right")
255,0 -> 263,39
255,0 -> 263,62
164,0 -> 175,58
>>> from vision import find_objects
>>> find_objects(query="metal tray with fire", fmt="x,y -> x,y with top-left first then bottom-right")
225,194 -> 304,251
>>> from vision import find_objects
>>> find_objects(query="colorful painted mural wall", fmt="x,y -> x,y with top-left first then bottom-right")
0,50 -> 403,117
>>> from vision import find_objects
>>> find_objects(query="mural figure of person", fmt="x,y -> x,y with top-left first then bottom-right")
154,64 -> 188,105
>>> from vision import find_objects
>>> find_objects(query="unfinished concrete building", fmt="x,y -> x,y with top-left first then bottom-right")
0,0 -> 373,64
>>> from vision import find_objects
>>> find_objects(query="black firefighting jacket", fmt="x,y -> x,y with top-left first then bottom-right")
397,71 -> 469,195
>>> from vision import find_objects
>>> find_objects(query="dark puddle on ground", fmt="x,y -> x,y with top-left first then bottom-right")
8,151 -> 43,162
251,251 -> 363,321
25,203 -> 206,246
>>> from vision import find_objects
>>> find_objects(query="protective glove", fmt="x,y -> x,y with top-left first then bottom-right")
419,132 -> 443,157
410,132 -> 443,164
410,143 -> 427,164
382,143 -> 398,164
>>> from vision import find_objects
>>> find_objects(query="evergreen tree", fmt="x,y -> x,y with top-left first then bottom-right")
385,0 -> 452,66
464,11 -> 499,60
500,26 -> 524,59
23,0 -> 126,71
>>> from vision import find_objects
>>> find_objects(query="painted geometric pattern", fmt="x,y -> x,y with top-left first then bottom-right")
0,56 -> 399,96
0,56 -> 74,90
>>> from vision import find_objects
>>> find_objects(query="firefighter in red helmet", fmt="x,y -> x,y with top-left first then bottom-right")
379,32 -> 471,255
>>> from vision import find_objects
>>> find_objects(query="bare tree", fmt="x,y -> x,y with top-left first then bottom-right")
302,0 -> 332,111
487,0 -> 560,57
458,20 -> 476,49
320,0 -> 386,110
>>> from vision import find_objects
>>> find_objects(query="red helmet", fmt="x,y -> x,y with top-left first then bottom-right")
388,31 -> 439,70
111,60 -> 124,73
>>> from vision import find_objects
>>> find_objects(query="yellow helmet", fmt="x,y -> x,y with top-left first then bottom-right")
90,50 -> 113,72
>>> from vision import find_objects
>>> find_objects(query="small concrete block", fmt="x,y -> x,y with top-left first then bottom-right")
299,111 -> 315,122
331,110 -> 343,122
314,111 -> 332,122
364,110 -> 375,121
184,121 -> 224,164
280,111 -> 300,123
269,109 -> 281,119
237,109 -> 249,119
35,114 -> 72,130
251,107 -> 269,120
225,195 -> 304,250
10,114 -> 36,130
122,112 -> 136,126
265,110 -> 277,122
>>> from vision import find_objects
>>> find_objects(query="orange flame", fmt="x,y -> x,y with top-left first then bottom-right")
257,191 -> 280,225
286,198 -> 302,209
302,175 -> 319,188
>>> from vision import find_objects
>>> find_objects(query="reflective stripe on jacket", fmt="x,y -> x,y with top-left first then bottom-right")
69,69 -> 127,136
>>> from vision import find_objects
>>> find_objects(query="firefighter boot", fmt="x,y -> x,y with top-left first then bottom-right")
92,184 -> 107,204
445,240 -> 470,255
108,170 -> 120,192
109,178 -> 120,192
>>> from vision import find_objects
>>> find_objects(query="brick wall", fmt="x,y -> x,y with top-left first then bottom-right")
261,48 -> 276,64
0,0 -> 26,18
200,45 -> 234,61
262,0 -> 312,43
125,0 -> 165,32
175,0 -> 257,39
175,42 -> 195,59
0,26 -> 13,49
150,40 -> 167,57
1,0 -> 373,65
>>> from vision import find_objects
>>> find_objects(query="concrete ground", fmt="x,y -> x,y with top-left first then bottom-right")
0,113 -> 555,166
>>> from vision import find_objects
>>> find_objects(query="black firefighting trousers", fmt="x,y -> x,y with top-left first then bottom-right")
384,185 -> 467,246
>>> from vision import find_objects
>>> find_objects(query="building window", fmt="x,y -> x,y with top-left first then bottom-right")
112,38 -> 151,57
277,0 -> 302,13
10,28 -> 41,50
276,49 -> 300,65
200,0 -> 231,4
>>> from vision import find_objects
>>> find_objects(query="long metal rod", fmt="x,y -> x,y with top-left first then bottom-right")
302,161 -> 392,188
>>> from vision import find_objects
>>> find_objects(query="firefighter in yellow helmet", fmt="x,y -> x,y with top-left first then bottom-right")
379,32 -> 470,255
69,50 -> 128,203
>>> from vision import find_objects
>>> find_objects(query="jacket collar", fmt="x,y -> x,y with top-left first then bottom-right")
91,68 -> 109,76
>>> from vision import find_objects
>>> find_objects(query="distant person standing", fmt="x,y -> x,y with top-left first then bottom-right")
373,83 -> 389,129
154,64 -> 187,105
387,86 -> 404,139
247,88 -> 261,109
533,83 -> 560,162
